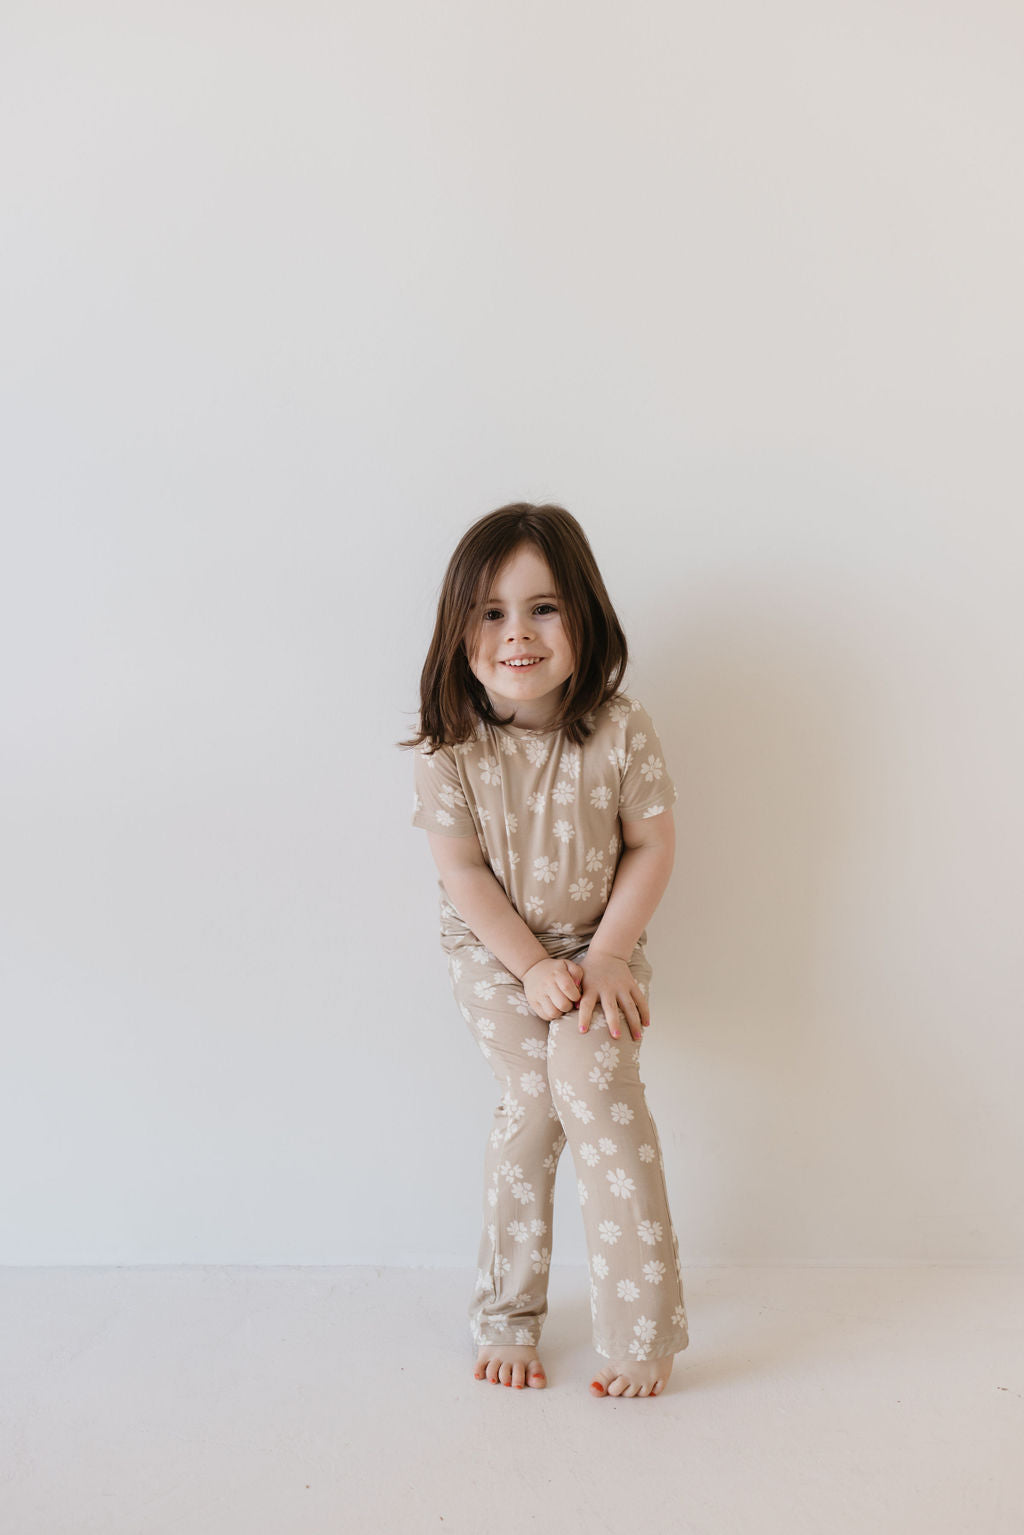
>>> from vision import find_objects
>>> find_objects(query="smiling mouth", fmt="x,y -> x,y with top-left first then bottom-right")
502,658 -> 543,668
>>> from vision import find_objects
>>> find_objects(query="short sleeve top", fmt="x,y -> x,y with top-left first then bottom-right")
411,694 -> 676,946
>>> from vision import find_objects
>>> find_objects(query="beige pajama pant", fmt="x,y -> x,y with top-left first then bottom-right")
445,926 -> 689,1362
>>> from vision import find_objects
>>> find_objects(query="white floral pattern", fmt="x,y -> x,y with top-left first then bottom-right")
412,697 -> 688,1362
413,696 -> 677,944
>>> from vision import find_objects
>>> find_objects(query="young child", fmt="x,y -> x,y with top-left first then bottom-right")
404,502 -> 688,1398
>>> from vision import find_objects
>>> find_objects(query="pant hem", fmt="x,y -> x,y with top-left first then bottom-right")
592,1329 -> 689,1361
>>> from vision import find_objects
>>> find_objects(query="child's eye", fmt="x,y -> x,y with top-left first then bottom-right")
480,604 -> 558,621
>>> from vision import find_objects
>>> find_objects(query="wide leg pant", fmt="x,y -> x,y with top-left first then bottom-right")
446,930 -> 689,1362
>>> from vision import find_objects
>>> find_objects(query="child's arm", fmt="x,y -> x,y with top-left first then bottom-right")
426,832 -> 583,1021
578,809 -> 676,1040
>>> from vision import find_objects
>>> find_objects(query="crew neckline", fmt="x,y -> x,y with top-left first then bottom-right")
494,718 -> 560,736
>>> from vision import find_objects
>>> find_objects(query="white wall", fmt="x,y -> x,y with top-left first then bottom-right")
1,1 -> 1021,1265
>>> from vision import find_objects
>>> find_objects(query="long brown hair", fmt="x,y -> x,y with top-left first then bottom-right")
400,503 -> 628,751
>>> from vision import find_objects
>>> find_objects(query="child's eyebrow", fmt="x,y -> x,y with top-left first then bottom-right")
480,592 -> 559,605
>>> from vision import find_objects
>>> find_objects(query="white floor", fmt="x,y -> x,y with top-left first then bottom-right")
1,1264 -> 1020,1535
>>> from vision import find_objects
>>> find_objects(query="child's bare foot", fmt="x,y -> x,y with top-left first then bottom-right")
590,1351 -> 675,1398
474,1343 -> 547,1389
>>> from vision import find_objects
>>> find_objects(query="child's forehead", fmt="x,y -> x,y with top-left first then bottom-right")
480,545 -> 556,600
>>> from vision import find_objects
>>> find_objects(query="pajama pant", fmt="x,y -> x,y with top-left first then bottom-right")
445,925 -> 689,1363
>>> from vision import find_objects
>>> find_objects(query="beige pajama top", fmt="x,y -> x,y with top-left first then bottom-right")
411,694 -> 677,951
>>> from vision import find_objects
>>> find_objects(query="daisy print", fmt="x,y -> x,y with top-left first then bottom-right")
597,1220 -> 621,1245
637,1219 -> 663,1246
531,1247 -> 551,1274
638,753 -> 664,783
505,812 -> 519,835
585,846 -> 605,872
526,790 -> 547,815
533,855 -> 559,884
643,1260 -> 667,1285
610,1101 -> 634,1125
617,1279 -> 640,1302
579,1142 -> 601,1167
637,1143 -> 656,1163
607,1168 -> 636,1199
597,1137 -> 617,1156
523,736 -> 550,766
505,1098 -> 526,1131
591,1253 -> 609,1280
553,819 -> 575,845
477,754 -> 501,785
569,877 -> 594,903
590,785 -> 612,810
520,1070 -> 546,1098
552,780 -> 576,806
633,1315 -> 657,1344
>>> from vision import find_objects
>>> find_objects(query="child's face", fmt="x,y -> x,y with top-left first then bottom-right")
464,544 -> 575,728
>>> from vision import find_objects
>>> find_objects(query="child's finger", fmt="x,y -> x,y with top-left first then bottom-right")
555,969 -> 581,1003
620,992 -> 643,1041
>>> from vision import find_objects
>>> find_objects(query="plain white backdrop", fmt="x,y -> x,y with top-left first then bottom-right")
1,1 -> 1021,1267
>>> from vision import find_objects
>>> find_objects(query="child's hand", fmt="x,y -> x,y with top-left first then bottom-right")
576,951 -> 649,1041
522,957 -> 584,1022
